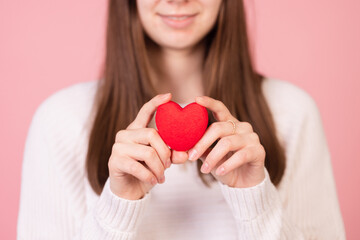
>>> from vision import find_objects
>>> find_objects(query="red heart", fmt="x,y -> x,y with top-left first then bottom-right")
155,101 -> 208,151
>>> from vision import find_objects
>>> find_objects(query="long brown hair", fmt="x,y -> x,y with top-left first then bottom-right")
86,0 -> 286,195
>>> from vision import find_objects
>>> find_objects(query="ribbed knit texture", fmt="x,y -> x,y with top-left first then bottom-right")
17,77 -> 346,239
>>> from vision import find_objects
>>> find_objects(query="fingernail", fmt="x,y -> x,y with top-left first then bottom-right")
188,149 -> 198,161
201,162 -> 209,173
161,93 -> 171,99
166,159 -> 171,168
159,175 -> 165,183
151,177 -> 157,185
216,166 -> 225,176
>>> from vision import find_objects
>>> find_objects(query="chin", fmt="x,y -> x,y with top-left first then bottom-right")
162,41 -> 197,50
155,33 -> 202,51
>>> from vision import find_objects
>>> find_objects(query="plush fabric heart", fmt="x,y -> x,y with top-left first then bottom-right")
155,101 -> 208,151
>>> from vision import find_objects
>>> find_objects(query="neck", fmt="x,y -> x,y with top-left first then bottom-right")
147,41 -> 206,104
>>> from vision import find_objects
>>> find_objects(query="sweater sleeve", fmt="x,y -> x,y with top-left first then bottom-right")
17,102 -> 151,239
75,178 -> 151,239
217,95 -> 346,239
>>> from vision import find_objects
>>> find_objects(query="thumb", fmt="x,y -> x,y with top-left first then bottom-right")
170,150 -> 188,164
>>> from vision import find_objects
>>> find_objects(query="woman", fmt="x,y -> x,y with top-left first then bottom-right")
17,0 -> 346,239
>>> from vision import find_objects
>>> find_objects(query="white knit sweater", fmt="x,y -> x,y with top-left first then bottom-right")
17,77 -> 346,239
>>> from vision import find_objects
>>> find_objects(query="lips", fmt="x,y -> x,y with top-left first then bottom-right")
158,13 -> 198,29
158,13 -> 197,19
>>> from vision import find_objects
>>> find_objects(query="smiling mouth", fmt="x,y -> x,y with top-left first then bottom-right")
157,13 -> 198,21
157,13 -> 198,29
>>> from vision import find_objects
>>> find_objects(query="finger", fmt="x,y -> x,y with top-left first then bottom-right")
187,121 -> 237,161
113,142 -> 165,183
116,128 -> 172,168
200,134 -> 246,173
198,148 -> 212,161
195,96 -> 233,122
110,155 -> 158,185
215,149 -> 248,176
171,150 -> 188,164
236,121 -> 254,134
214,145 -> 263,176
127,93 -> 172,130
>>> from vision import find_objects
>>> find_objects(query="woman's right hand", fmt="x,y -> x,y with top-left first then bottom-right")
108,93 -> 173,200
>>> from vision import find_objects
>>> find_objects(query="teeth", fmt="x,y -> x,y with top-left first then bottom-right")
167,16 -> 190,20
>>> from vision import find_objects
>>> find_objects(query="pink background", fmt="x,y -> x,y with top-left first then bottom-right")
1,0 -> 359,239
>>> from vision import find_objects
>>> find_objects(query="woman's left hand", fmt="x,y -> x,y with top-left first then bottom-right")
187,96 -> 266,188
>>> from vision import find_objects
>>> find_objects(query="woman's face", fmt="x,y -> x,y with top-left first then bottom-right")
136,0 -> 222,50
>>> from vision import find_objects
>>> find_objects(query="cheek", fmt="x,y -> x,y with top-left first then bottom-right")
139,13 -> 165,45
196,13 -> 218,35
193,0 -> 222,37
137,3 -> 159,38
136,0 -> 157,28
202,0 -> 222,25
